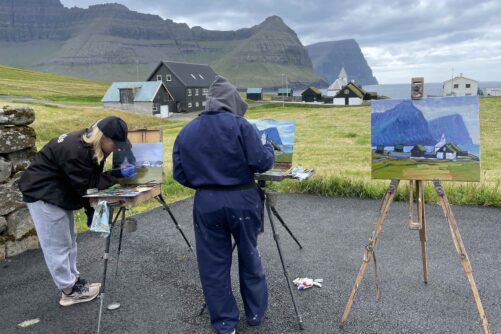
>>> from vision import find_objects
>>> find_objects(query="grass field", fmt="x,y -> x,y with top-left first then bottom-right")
1,66 -> 501,231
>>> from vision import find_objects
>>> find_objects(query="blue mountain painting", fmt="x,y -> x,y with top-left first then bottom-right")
371,100 -> 436,146
428,114 -> 473,145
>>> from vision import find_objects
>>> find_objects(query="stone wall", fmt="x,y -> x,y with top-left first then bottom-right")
0,106 -> 39,260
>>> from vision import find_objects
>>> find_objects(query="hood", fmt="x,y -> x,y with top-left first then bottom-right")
204,76 -> 248,116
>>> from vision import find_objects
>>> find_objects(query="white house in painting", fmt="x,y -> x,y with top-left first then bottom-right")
326,67 -> 348,97
442,74 -> 478,96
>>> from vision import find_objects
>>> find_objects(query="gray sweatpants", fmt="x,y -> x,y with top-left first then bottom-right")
27,201 -> 79,290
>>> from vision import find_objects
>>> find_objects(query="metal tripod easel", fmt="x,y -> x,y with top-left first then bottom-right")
93,188 -> 193,334
199,177 -> 305,330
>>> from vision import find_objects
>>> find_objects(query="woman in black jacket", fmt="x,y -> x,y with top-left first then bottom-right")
18,116 -> 135,306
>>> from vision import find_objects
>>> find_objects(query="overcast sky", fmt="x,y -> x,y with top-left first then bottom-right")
60,0 -> 501,84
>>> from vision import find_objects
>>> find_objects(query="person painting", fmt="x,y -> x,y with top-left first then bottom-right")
173,76 -> 275,334
18,116 -> 136,306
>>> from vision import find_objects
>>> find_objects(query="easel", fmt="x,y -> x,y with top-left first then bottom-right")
89,185 -> 193,334
198,173 -> 306,330
340,79 -> 490,333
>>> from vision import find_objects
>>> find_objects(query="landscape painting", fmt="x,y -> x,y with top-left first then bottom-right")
112,142 -> 164,184
248,119 -> 295,172
371,96 -> 480,181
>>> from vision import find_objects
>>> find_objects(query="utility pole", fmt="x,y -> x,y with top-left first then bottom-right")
282,74 -> 285,108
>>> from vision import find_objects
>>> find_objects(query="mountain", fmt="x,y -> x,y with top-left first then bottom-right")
307,39 -> 378,86
428,114 -> 473,145
261,127 -> 283,145
372,100 -> 436,146
0,0 -> 326,88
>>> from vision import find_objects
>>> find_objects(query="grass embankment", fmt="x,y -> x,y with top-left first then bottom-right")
0,65 -> 108,105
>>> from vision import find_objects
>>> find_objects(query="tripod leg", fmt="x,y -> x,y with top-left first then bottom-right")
155,195 -> 193,251
270,206 -> 303,249
434,181 -> 490,334
417,181 -> 428,284
266,197 -> 304,330
341,179 -> 399,327
115,208 -> 126,277
97,206 -> 116,334
199,242 -> 238,316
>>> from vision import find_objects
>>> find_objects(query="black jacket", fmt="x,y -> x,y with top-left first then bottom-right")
19,129 -> 116,211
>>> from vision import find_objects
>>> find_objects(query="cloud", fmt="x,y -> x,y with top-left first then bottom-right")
59,0 -> 501,83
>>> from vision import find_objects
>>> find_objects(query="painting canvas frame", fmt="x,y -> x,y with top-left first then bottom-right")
371,96 -> 480,182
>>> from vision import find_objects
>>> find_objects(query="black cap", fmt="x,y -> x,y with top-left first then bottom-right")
97,116 -> 129,150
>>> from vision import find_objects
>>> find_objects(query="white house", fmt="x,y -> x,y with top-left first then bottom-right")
327,67 -> 348,97
485,88 -> 501,96
442,74 -> 478,96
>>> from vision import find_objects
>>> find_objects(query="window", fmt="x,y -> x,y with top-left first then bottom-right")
195,89 -> 199,96
454,84 -> 459,89
190,74 -> 197,80
152,105 -> 158,112
203,88 -> 208,95
466,83 -> 471,88
156,75 -> 162,81
187,89 -> 192,96
195,102 -> 199,107
344,89 -> 349,94
198,74 -> 205,79
166,74 -> 172,82
202,101 -> 206,106
188,102 -> 193,108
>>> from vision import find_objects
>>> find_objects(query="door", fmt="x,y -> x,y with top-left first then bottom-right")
160,105 -> 169,118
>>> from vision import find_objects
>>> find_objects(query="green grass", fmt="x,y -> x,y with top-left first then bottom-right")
0,64 -> 108,105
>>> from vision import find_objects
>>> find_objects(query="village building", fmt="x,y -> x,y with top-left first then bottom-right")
326,67 -> 348,97
333,82 -> 377,106
147,61 -> 218,113
301,87 -> 322,102
442,74 -> 479,96
246,88 -> 263,101
277,87 -> 293,97
102,81 -> 174,117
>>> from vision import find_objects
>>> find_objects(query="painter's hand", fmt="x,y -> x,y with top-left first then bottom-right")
85,210 -> 94,228
120,163 -> 136,178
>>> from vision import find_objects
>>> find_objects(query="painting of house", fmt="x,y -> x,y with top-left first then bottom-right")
371,96 -> 480,181
248,119 -> 295,171
102,81 -> 175,117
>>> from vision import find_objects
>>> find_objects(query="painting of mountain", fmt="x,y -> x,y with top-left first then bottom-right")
248,119 -> 295,171
371,96 -> 480,181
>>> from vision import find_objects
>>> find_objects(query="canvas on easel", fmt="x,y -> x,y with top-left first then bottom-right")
112,128 -> 164,185
248,119 -> 295,175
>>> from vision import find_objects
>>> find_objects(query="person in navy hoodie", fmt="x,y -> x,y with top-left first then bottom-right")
173,76 -> 274,334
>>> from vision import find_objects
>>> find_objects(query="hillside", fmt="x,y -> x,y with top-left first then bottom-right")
307,39 -> 378,85
0,64 -> 108,104
0,0 -> 325,88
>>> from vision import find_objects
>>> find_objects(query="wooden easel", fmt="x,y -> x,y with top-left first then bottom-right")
340,179 -> 490,334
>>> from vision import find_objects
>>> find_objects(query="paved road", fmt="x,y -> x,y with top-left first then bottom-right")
1,194 -> 500,333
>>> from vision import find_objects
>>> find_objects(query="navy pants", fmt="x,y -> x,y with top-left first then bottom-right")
193,186 -> 268,334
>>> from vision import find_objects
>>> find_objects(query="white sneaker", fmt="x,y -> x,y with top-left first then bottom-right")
59,282 -> 101,306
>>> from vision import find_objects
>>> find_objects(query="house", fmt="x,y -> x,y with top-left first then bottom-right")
333,82 -> 377,105
102,81 -> 175,117
485,88 -> 501,96
326,67 -> 348,97
436,143 -> 468,160
246,88 -> 263,101
147,61 -> 218,113
442,73 -> 478,96
411,144 -> 426,157
301,87 -> 322,102
277,88 -> 293,97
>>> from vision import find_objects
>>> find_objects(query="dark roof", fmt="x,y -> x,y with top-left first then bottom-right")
302,87 -> 322,95
412,144 -> 426,152
334,82 -> 367,99
147,61 -> 218,88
